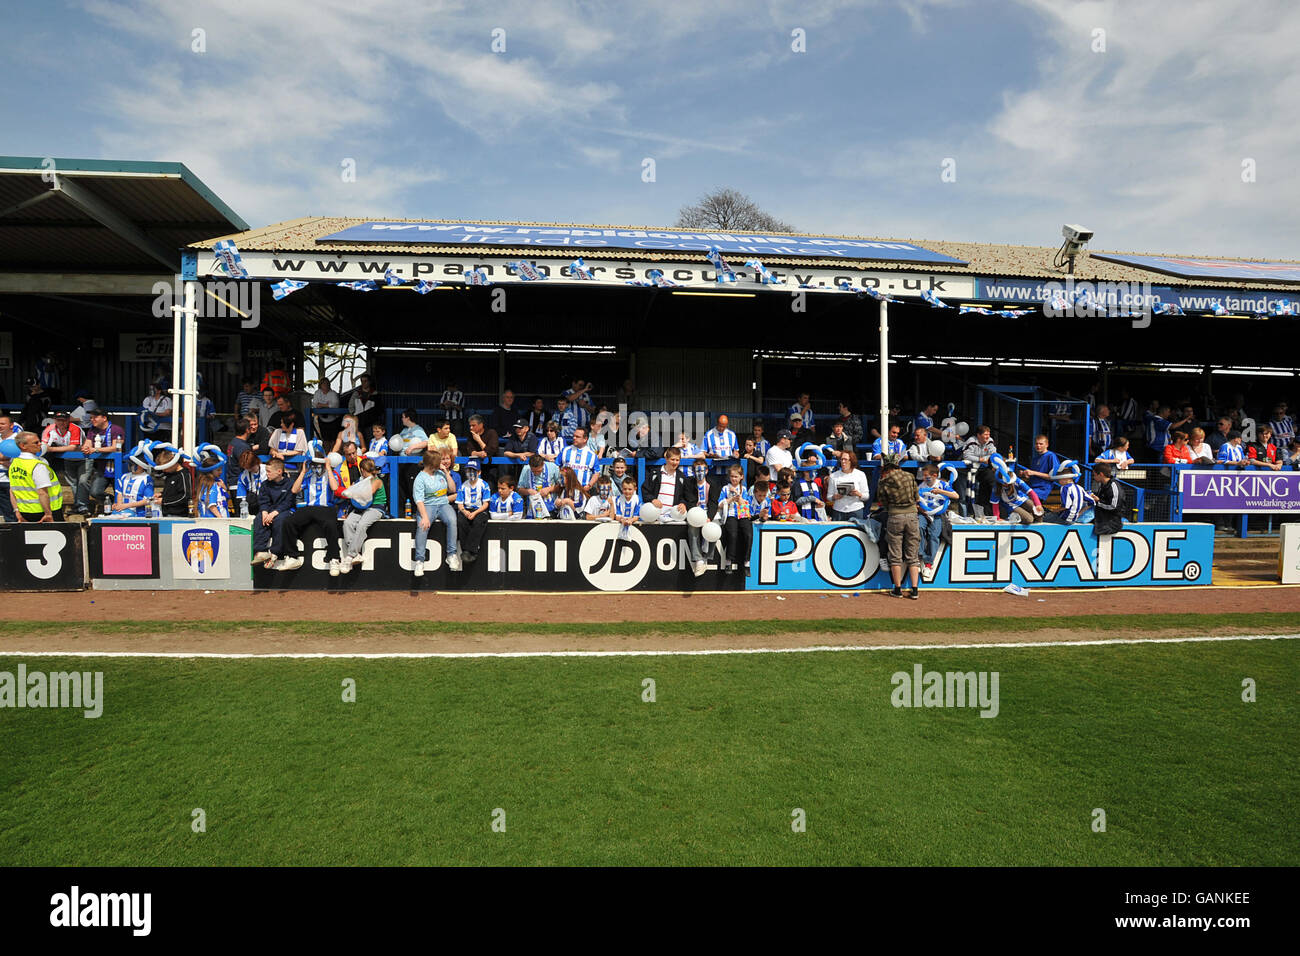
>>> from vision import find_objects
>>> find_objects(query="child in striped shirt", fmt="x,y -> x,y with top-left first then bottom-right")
538,422 -> 565,463
1096,437 -> 1133,469
490,475 -> 524,520
235,450 -> 265,518
612,476 -> 641,525
716,463 -> 754,574
584,474 -> 616,519
455,461 -> 491,562
368,422 -> 390,468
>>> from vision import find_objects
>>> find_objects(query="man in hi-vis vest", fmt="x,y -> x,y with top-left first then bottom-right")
8,431 -> 64,522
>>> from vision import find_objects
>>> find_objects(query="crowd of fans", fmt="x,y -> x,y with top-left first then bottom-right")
3,365 -> 1297,591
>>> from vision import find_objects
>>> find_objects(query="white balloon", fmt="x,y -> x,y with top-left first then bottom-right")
686,506 -> 709,527
389,435 -> 405,452
927,439 -> 945,458
638,503 -> 660,524
327,452 -> 344,469
701,521 -> 722,542
957,422 -> 970,436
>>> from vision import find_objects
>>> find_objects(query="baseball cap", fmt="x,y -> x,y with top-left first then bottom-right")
789,412 -> 802,421
880,453 -> 902,467
464,460 -> 480,473
54,410 -> 70,420
513,418 -> 529,429
777,429 -> 793,440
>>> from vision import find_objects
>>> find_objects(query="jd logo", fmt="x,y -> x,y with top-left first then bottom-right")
578,524 -> 651,591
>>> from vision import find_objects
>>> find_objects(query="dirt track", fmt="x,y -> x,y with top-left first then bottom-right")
2,586 -> 1296,656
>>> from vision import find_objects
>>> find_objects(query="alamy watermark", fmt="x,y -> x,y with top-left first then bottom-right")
50,886 -> 150,936
0,665 -> 103,718
1040,277 -> 1156,328
151,278 -> 261,329
589,403 -> 710,452
891,663 -> 999,718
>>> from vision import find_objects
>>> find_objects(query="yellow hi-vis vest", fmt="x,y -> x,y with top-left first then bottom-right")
9,455 -> 63,514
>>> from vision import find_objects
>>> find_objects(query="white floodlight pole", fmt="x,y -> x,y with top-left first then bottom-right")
170,281 -> 184,447
169,278 -> 200,454
879,299 -> 890,456
184,286 -> 199,454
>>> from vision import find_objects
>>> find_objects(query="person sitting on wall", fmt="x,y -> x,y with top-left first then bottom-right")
584,473 -> 616,520
490,473 -> 524,520
250,459 -> 298,570
991,462 -> 1042,524
412,449 -> 461,576
519,453 -> 560,519
338,457 -> 388,573
455,460 -> 491,563
1047,460 -> 1094,525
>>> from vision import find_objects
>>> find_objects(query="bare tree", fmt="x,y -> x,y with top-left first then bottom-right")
674,187 -> 795,233
304,342 -> 369,392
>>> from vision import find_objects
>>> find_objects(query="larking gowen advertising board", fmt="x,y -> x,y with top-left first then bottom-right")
1178,469 -> 1300,514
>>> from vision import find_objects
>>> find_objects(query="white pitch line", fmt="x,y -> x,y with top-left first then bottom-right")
0,633 -> 1297,660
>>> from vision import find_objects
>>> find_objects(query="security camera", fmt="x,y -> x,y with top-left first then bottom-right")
1062,224 -> 1094,243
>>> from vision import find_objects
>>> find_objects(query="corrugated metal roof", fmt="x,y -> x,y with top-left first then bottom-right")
189,216 -> 1300,291
0,157 -> 247,272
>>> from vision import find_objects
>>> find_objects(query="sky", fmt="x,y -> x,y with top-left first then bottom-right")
3,0 -> 1298,259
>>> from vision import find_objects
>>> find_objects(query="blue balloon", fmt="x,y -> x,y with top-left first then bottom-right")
0,439 -> 20,459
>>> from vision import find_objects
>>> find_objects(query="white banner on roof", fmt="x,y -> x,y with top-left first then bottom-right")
197,251 -> 976,298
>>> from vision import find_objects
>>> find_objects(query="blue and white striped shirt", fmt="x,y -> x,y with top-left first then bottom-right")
201,481 -> 230,518
1218,442 -> 1245,462
558,407 -> 584,441
613,493 -> 641,520
789,404 -> 814,430
300,468 -> 333,507
1059,482 -> 1090,523
1145,412 -> 1171,452
999,477 -> 1033,512
237,467 -> 264,502
538,436 -> 565,460
457,477 -> 490,510
559,445 -> 598,486
1270,416 -> 1295,446
704,427 -> 738,464
870,438 -> 906,458
490,491 -> 524,519
716,485 -> 755,519
753,438 -> 771,458
1092,417 -> 1112,450
115,473 -> 154,516
918,478 -> 954,517
439,389 -> 464,420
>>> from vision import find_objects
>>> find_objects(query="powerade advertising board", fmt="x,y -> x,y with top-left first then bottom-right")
747,522 -> 1214,590
316,221 -> 969,264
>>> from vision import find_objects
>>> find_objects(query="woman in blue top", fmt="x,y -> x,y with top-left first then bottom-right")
412,450 -> 461,577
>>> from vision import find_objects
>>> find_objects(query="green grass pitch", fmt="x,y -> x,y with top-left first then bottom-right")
1,638 -> 1295,866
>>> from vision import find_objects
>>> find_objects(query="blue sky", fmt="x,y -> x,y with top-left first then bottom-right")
3,0 -> 1298,258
